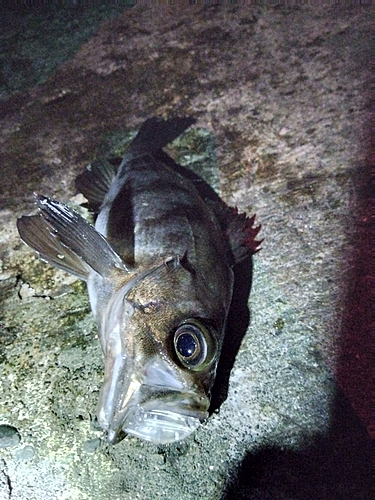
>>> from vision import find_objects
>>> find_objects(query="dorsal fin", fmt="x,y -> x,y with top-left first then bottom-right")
222,205 -> 262,262
207,199 -> 262,263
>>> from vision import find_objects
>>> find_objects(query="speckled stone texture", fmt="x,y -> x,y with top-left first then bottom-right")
0,5 -> 371,500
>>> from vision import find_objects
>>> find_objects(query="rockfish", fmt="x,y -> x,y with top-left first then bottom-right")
17,117 -> 261,444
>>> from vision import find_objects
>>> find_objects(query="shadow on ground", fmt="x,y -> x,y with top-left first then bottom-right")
210,255 -> 253,414
220,389 -> 371,500
220,160 -> 371,500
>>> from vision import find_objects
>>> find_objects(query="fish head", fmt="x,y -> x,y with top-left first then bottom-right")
96,255 -> 232,445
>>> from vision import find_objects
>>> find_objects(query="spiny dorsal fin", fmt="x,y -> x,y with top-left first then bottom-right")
225,206 -> 262,262
206,199 -> 262,264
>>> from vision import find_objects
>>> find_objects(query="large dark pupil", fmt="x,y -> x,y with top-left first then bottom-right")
176,333 -> 197,358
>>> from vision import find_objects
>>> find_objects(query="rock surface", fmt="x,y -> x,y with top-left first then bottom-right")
0,5 -> 371,500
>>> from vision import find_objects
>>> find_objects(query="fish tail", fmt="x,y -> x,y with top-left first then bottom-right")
75,117 -> 195,213
126,116 -> 196,158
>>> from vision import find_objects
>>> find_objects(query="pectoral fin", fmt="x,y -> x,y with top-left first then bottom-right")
17,195 -> 128,281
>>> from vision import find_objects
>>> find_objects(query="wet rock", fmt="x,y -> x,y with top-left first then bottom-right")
0,425 -> 20,448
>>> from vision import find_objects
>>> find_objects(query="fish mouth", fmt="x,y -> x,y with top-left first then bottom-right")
104,386 -> 209,445
97,356 -> 210,444
112,397 -> 207,444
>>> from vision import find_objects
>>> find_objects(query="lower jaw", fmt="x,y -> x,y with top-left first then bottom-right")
111,406 -> 205,444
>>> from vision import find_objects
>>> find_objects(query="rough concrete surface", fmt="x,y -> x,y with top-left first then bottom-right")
0,5 -> 371,500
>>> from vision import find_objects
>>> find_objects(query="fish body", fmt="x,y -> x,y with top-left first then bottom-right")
17,117 -> 261,444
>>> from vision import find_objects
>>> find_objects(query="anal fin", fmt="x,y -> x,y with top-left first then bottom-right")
75,157 -> 117,213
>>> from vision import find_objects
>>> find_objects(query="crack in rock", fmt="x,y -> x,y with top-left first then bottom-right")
0,459 -> 12,499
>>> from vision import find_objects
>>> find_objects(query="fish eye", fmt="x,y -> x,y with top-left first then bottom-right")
173,320 -> 216,371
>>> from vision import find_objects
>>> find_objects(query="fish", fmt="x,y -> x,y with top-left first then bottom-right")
17,117 -> 261,444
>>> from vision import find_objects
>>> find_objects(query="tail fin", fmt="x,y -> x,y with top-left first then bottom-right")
75,117 -> 195,212
127,116 -> 196,158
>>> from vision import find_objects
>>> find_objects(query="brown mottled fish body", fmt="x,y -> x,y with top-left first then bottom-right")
17,117 -> 261,444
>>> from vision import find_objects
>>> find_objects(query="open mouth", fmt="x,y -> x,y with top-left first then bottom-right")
98,354 -> 210,444
103,386 -> 209,444
116,406 -> 203,444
